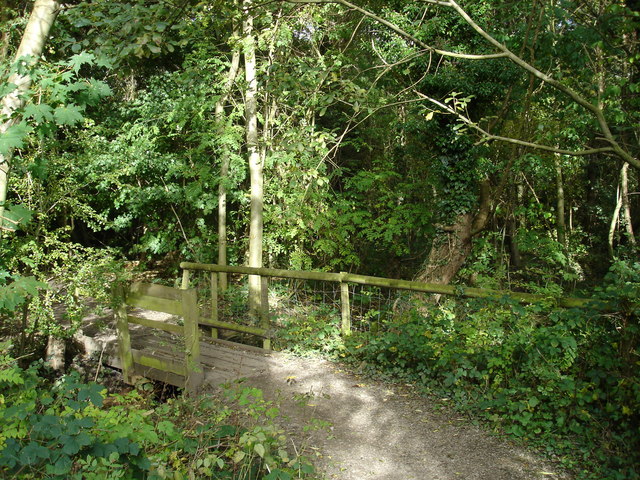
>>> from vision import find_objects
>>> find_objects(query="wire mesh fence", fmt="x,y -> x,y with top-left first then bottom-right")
183,269 -> 415,339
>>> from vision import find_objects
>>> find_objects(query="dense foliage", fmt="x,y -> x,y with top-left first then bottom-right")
1,0 -> 639,478
0,343 -> 315,479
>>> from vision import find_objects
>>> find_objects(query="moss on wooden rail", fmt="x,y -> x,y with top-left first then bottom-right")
199,317 -> 267,337
115,282 -> 202,392
180,261 -> 593,308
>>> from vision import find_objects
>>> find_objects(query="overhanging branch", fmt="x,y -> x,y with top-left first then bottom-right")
414,91 -> 616,158
283,0 -> 640,170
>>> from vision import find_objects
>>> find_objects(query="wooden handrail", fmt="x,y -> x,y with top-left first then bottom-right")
179,262 -> 594,309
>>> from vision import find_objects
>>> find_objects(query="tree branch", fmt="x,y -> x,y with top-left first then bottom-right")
414,91 -> 616,157
284,0 -> 640,171
285,0 -> 507,60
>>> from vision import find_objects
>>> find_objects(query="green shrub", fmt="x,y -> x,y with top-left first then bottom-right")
0,343 -> 316,479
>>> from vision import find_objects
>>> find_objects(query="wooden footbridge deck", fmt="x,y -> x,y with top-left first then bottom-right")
107,322 -> 276,390
110,279 -> 276,392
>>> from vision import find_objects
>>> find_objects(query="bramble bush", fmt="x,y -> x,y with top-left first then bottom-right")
344,260 -> 639,479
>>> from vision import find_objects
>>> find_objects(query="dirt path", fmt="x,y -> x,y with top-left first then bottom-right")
238,353 -> 569,480
78,311 -> 569,480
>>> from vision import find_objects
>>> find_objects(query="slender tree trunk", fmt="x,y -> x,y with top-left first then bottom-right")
554,154 -> 567,247
243,0 -> 263,313
216,38 -> 241,292
620,162 -> 636,247
0,0 -> 60,223
609,183 -> 622,257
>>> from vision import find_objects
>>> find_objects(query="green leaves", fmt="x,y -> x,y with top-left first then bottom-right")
23,104 -> 54,124
0,122 -> 31,155
53,104 -> 84,126
0,274 -> 47,313
67,52 -> 96,73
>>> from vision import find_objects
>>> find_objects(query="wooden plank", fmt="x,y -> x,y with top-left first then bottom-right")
136,339 -> 266,380
203,336 -> 272,355
340,279 -> 351,336
127,315 -> 182,334
142,336 -> 269,365
130,282 -> 181,301
126,294 -> 182,316
181,270 -> 190,290
260,276 -> 270,350
199,317 -> 267,337
182,288 -> 202,393
133,365 -> 185,389
114,285 -> 134,384
180,261 -> 343,282
132,349 -> 187,376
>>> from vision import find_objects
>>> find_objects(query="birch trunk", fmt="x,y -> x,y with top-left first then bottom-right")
243,0 -> 264,313
216,37 -> 241,292
620,162 -> 636,247
609,184 -> 622,257
0,0 -> 60,222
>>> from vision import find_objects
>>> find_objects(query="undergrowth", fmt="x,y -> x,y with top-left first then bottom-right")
0,344 -> 316,480
276,260 -> 640,480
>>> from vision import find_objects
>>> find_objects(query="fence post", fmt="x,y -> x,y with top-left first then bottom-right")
210,272 -> 219,339
182,288 -> 202,393
114,284 -> 134,384
181,269 -> 191,290
219,269 -> 228,292
340,273 -> 351,335
260,276 -> 270,350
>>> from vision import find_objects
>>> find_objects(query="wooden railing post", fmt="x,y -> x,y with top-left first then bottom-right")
210,272 -> 219,338
182,287 -> 202,393
340,273 -> 351,336
114,284 -> 134,384
260,276 -> 270,350
181,269 -> 191,290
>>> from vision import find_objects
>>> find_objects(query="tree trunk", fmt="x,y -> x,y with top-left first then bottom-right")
0,0 -> 60,222
418,212 -> 475,287
243,0 -> 263,314
554,154 -> 567,247
417,179 -> 491,293
216,36 -> 241,292
609,183 -> 622,257
620,162 -> 636,247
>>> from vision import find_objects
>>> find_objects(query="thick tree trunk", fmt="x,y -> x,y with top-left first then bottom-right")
0,0 -> 60,222
418,213 -> 475,286
243,0 -> 263,314
417,180 -> 491,292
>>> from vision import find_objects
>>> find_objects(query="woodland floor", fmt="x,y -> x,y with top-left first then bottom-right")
77,309 -> 572,480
